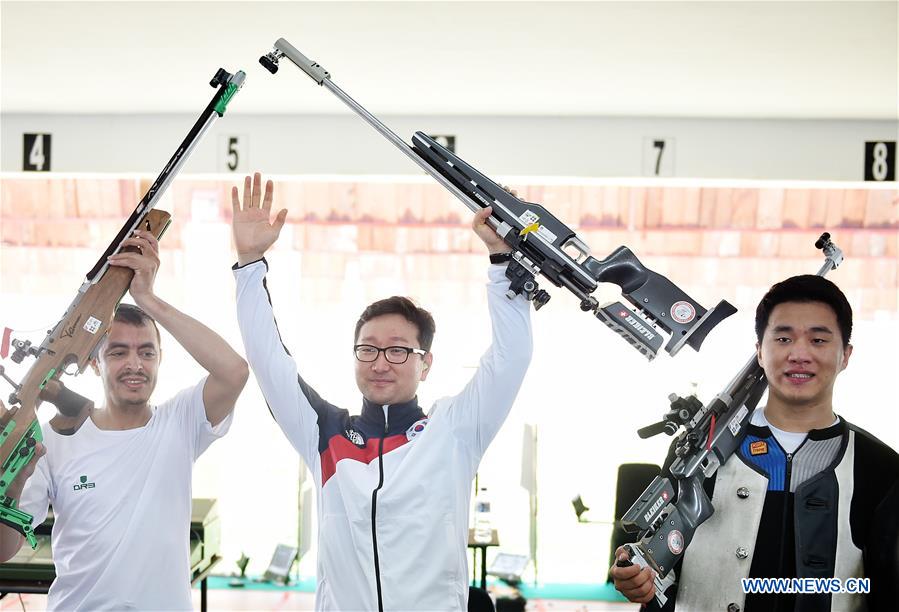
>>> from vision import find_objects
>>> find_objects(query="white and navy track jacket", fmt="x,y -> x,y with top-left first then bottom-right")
234,260 -> 533,611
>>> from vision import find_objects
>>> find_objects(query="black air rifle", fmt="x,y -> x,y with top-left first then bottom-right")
258,38 -> 736,360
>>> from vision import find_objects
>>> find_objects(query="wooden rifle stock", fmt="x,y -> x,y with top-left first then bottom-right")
0,210 -> 171,498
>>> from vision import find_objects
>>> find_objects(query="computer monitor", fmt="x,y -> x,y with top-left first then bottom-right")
487,553 -> 530,584
263,543 -> 298,585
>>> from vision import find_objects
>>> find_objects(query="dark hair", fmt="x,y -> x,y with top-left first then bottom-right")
354,296 -> 436,351
113,303 -> 161,344
755,275 -> 852,347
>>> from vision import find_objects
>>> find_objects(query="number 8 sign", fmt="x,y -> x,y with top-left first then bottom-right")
864,141 -> 896,181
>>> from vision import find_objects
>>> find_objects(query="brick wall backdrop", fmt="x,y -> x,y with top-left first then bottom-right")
2,176 -> 896,318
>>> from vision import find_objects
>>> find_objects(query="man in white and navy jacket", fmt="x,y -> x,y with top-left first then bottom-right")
230,173 -> 533,611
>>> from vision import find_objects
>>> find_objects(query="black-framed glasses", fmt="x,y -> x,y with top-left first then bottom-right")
353,344 -> 427,364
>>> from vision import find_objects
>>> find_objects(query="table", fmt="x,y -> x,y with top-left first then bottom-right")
467,527 -> 499,590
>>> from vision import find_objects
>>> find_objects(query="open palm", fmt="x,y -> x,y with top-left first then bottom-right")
232,173 -> 288,265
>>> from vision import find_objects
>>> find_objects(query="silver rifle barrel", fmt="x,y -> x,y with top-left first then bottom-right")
271,39 -> 606,292
88,70 -> 246,285
817,245 -> 843,276
273,38 -> 489,222
88,112 -> 219,286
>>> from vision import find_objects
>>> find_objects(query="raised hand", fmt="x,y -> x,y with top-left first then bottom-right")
472,206 -> 511,255
107,229 -> 160,307
231,172 -> 288,265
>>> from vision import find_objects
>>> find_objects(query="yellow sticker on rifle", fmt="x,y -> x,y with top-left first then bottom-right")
519,222 -> 540,241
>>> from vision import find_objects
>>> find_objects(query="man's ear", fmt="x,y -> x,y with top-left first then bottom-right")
840,343 -> 853,371
755,342 -> 764,368
420,353 -> 434,381
90,358 -> 100,376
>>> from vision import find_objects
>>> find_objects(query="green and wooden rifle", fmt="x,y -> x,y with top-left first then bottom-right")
0,68 -> 245,548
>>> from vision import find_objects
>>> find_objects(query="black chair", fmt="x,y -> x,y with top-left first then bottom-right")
468,586 -> 495,612
607,462 -> 661,581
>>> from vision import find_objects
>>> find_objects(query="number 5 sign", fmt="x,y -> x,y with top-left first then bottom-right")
218,134 -> 248,173
23,133 -> 51,172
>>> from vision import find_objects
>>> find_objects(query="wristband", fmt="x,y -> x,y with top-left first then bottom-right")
489,252 -> 513,265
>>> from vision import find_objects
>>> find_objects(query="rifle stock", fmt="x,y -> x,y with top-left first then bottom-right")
0,210 -> 169,548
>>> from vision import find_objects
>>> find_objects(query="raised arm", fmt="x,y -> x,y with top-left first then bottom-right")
107,231 -> 249,427
443,206 -> 533,454
230,173 -> 337,466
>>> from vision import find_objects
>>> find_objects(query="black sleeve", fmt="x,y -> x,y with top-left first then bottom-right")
864,478 -> 899,612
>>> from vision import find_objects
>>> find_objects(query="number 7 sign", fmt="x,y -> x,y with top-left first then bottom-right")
642,137 -> 675,177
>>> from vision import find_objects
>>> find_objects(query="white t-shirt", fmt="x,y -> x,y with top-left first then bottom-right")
19,377 -> 231,611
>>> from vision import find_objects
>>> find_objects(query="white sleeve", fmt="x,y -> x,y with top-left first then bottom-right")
440,264 -> 533,457
192,376 -> 232,459
159,377 -> 229,460
19,453 -> 51,528
234,260 -> 332,469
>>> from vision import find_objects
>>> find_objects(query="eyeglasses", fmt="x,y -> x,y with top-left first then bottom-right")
353,344 -> 427,364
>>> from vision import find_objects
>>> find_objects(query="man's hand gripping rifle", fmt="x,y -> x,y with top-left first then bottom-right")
259,38 -> 736,360
0,68 -> 245,548
616,233 -> 844,606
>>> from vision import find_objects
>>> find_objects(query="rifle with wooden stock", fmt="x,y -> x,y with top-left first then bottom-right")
0,68 -> 245,548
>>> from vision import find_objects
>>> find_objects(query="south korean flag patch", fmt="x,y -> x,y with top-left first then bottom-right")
406,418 -> 429,441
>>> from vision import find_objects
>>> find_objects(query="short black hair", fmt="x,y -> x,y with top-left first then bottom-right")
755,275 -> 852,347
113,303 -> 161,345
354,296 -> 436,351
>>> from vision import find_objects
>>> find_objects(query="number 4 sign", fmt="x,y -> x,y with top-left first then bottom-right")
23,133 -> 51,172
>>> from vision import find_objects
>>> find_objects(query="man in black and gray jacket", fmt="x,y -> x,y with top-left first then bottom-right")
612,274 -> 899,612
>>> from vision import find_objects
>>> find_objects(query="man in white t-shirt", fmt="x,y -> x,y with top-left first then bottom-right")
0,229 -> 249,610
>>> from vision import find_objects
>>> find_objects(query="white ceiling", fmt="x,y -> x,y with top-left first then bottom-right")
1,0 -> 897,119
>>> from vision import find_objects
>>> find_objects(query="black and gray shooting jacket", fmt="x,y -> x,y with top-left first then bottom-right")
649,414 -> 899,612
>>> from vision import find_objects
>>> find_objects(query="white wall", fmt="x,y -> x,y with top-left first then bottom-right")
2,113 -> 896,180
